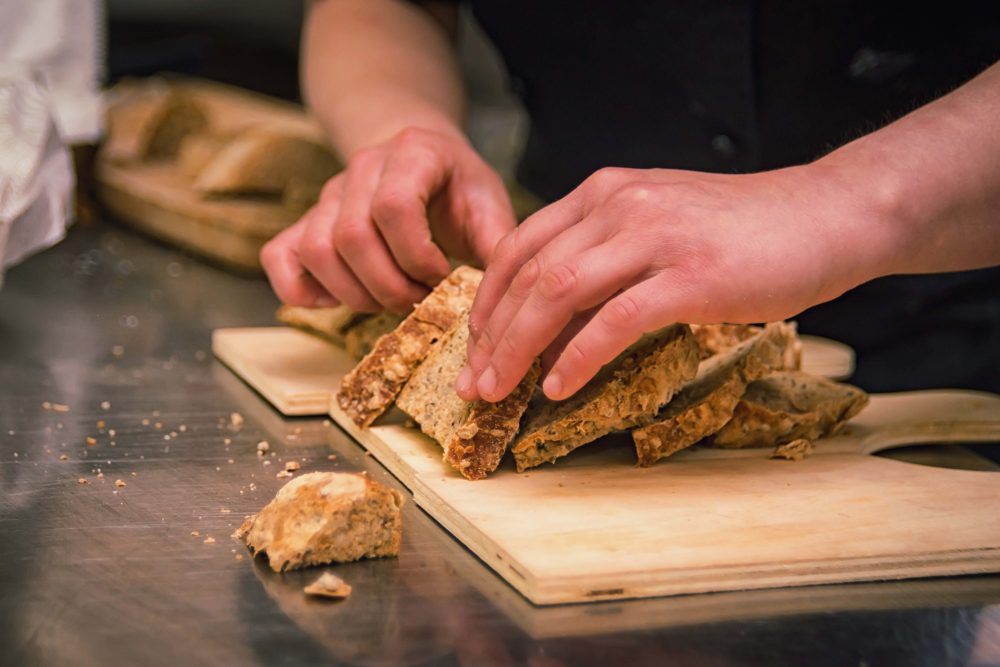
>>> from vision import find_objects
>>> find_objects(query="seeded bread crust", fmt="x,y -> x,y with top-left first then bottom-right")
632,322 -> 799,466
511,324 -> 699,472
711,370 -> 869,449
397,315 -> 540,480
336,266 -> 482,427
237,472 -> 404,572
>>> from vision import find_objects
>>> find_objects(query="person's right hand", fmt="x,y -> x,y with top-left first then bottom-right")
260,126 -> 516,313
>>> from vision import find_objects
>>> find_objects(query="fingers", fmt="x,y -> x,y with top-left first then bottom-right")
371,140 -> 452,285
542,275 -> 693,400
461,239 -> 645,403
453,179 -> 517,267
298,179 -> 383,312
260,217 -> 337,307
334,151 -> 430,313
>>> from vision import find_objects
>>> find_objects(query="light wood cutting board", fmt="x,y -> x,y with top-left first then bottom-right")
213,326 -> 1000,605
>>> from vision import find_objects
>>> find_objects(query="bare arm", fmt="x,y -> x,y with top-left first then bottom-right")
302,0 -> 464,156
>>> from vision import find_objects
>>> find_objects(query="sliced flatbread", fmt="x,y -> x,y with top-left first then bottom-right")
511,324 -> 699,472
397,313 -> 540,480
712,370 -> 869,449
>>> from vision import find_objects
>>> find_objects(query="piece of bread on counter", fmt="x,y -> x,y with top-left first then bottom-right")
104,87 -> 208,163
276,304 -> 364,346
336,266 -> 482,428
193,126 -> 341,197
176,131 -> 233,180
237,472 -> 404,572
397,313 -> 540,480
632,322 -> 799,466
511,324 -> 699,472
711,371 -> 869,449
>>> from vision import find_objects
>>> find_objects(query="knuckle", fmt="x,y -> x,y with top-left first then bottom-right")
601,294 -> 643,330
371,188 -> 412,226
298,237 -> 334,268
537,263 -> 580,303
511,256 -> 542,296
614,181 -> 655,204
331,220 -> 368,253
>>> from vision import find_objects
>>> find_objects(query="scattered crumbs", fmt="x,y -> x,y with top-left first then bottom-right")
154,423 -> 163,430
50,402 -> 70,413
131,472 -> 137,477
294,427 -> 302,435
111,344 -> 125,357
262,460 -> 271,467
141,419 -> 150,426
227,459 -> 234,464
771,439 -> 814,462
114,479 -> 126,488
220,508 -> 232,514
248,483 -> 257,491
100,401 -> 111,410
215,466 -> 221,472
96,420 -> 106,429
286,434 -> 298,441
276,470 -> 293,479
284,461 -> 301,472
179,425 -> 187,432
203,537 -> 216,545
256,441 -> 269,455
230,412 -> 244,429
303,572 -> 351,599
164,435 -> 171,441
223,438 -> 232,445
191,531 -> 200,537
85,437 -> 97,446
59,454 -> 69,461
152,410 -> 161,417
96,472 -> 104,479
77,478 -> 88,485
322,419 -> 331,427
327,454 -> 337,461
108,429 -> 116,437
234,554 -> 243,561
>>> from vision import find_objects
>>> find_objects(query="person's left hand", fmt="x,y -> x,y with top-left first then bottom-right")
455,163 -> 893,403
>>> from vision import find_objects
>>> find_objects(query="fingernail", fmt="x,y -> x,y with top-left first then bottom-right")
477,365 -> 498,400
543,372 -> 563,400
455,366 -> 473,398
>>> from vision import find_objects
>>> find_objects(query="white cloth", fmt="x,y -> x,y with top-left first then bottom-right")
0,0 -> 103,285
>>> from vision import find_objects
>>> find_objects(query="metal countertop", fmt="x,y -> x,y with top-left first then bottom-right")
1,221 -> 998,667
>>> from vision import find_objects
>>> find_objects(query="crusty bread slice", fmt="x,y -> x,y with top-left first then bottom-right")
276,304 -> 363,346
193,126 -> 340,196
344,312 -> 405,360
690,323 -> 761,360
711,371 -> 869,448
632,322 -> 800,465
176,131 -> 233,180
103,87 -> 208,163
397,313 -> 540,480
237,472 -> 403,572
511,324 -> 699,472
336,266 -> 482,428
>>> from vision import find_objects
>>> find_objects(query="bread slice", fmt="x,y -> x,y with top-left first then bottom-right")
276,304 -> 363,346
344,312 -> 405,360
104,87 -> 208,163
711,371 -> 869,448
511,324 -> 699,472
690,323 -> 761,360
336,266 -> 482,427
193,126 -> 340,196
631,322 -> 799,465
176,131 -> 233,179
237,472 -> 403,572
397,313 -> 540,480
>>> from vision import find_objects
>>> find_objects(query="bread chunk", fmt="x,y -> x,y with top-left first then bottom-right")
104,87 -> 208,163
344,313 -> 405,360
511,324 -> 699,472
712,371 -> 869,448
193,126 -> 340,196
632,322 -> 800,465
397,314 -> 540,480
237,472 -> 403,572
336,266 -> 482,427
277,304 -> 363,346
690,323 -> 761,360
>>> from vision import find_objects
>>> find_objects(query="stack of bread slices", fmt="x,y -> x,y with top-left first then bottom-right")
283,266 -> 869,480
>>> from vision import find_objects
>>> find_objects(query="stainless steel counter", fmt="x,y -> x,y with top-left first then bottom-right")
2,221 -> 999,667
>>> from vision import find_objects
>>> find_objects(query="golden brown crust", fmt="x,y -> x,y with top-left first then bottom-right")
276,304 -> 362,345
343,312 -> 405,360
511,324 -> 700,471
239,472 -> 404,572
103,87 -> 208,163
690,323 -> 762,360
632,321 -> 801,465
336,266 -> 482,428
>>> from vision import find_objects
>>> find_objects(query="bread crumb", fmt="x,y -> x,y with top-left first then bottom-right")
59,454 -> 69,461
256,441 -> 269,455
191,531 -> 200,537
114,479 -> 126,488
227,459 -> 235,464
96,420 -> 106,429
85,437 -> 97,446
771,438 -> 814,461
203,537 -> 216,544
284,461 -> 301,472
142,418 -> 150,426
100,401 -> 111,410
262,460 -> 271,466
46,402 -> 70,413
327,454 -> 337,461
77,478 -> 88,485
276,470 -> 293,479
235,554 -> 243,561
303,572 -> 351,599
230,412 -> 244,428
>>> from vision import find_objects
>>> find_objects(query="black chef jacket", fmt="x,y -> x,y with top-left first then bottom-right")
430,0 -> 1000,392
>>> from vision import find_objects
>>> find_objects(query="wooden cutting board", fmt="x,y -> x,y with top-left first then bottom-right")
213,326 -> 1000,605
96,78 -> 327,273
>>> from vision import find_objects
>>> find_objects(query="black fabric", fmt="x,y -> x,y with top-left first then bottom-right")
449,1 -> 1000,391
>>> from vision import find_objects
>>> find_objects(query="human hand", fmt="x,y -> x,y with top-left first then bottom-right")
456,163 -> 892,403
260,127 -> 515,313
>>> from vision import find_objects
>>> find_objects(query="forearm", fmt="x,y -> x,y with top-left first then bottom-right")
302,0 -> 465,158
819,60 -> 1000,281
